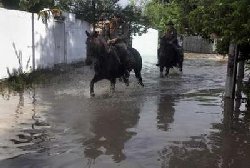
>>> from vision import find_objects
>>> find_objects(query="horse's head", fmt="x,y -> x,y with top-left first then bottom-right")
85,31 -> 108,59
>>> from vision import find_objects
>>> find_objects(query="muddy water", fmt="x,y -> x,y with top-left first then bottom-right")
0,53 -> 250,168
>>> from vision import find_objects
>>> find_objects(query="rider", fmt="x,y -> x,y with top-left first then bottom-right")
156,20 -> 181,66
107,13 -> 130,78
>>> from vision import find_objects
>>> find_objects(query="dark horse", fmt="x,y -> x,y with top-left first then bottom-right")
85,31 -> 144,97
158,37 -> 184,77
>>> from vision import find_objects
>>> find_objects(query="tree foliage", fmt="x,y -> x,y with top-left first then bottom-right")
188,0 -> 250,45
19,0 -> 54,13
1,0 -> 20,9
143,0 -> 250,53
143,0 -> 181,35
0,0 -> 54,12
58,0 -> 149,35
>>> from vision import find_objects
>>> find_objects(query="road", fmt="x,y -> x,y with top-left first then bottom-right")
0,53 -> 250,168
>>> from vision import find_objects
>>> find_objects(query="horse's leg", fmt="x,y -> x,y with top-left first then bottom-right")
160,66 -> 164,78
122,74 -> 130,86
90,74 -> 102,97
110,78 -> 116,93
178,61 -> 183,72
165,67 -> 170,77
134,69 -> 144,87
178,54 -> 184,72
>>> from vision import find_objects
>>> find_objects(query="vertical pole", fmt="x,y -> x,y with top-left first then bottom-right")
225,43 -> 237,98
63,21 -> 67,64
91,0 -> 96,31
32,13 -> 35,70
234,49 -> 245,112
235,56 -> 244,99
231,45 -> 238,98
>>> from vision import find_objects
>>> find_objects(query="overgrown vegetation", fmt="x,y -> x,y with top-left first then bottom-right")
1,63 -> 84,92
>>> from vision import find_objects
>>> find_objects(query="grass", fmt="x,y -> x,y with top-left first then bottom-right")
0,61 -> 85,92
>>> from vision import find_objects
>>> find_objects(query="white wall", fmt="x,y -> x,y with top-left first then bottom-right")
0,9 -> 33,78
0,8 -> 90,79
65,14 -> 90,64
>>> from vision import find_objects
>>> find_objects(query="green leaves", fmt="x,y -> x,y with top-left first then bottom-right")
143,0 -> 250,46
1,0 -> 20,9
144,0 -> 181,35
19,0 -> 53,13
188,0 -> 250,44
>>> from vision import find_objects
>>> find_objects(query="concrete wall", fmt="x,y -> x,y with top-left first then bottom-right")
0,8 -> 90,79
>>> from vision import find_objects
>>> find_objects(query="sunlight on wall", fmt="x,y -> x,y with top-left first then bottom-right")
0,8 -> 90,79
132,28 -> 158,64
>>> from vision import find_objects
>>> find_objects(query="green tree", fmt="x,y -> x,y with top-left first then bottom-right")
58,0 -> 148,35
143,0 -> 250,53
1,0 -> 20,9
19,0 -> 54,13
143,0 -> 181,36
58,0 -> 119,26
188,0 -> 250,45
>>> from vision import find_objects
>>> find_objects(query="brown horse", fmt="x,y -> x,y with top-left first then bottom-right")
85,31 -> 144,97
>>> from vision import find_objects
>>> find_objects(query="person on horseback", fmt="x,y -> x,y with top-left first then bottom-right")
156,21 -> 181,66
107,13 -> 130,78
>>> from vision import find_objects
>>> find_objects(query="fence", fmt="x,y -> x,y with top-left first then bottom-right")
0,8 -> 90,79
182,36 -> 215,54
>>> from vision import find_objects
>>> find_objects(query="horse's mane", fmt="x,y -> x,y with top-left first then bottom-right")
86,31 -> 119,64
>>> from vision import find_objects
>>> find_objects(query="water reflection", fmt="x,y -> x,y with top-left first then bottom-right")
83,103 -> 141,164
0,88 -> 50,160
156,95 -> 175,131
157,97 -> 250,168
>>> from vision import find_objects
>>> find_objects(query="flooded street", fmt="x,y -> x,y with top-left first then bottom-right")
1,53 -> 250,168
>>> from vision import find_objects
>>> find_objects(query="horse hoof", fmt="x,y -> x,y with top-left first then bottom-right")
123,78 -> 129,86
90,93 -> 95,97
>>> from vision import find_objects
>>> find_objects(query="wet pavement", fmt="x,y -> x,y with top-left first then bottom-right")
0,53 -> 250,168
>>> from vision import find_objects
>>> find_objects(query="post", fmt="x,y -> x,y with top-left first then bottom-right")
224,43 -> 237,98
235,58 -> 244,98
223,98 -> 234,132
32,13 -> 35,70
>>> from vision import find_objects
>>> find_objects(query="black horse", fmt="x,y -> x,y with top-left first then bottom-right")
85,31 -> 144,97
158,37 -> 184,77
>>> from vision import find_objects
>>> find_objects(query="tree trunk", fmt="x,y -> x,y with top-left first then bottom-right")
225,43 -> 238,98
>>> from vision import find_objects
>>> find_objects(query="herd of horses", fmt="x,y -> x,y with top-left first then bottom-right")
85,31 -> 184,97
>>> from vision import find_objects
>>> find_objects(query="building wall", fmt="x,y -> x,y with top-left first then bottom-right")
0,8 -> 90,79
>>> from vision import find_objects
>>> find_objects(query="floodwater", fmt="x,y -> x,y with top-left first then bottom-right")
0,53 -> 250,168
